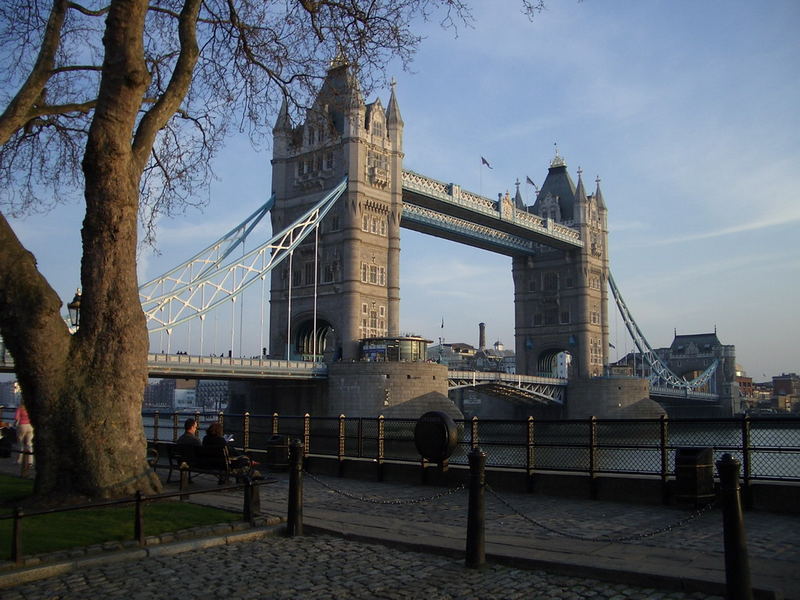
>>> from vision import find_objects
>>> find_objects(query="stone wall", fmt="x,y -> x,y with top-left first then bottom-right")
566,376 -> 662,419
327,361 -> 461,419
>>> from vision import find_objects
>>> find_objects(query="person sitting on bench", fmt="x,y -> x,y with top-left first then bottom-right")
176,418 -> 202,446
202,421 -> 252,473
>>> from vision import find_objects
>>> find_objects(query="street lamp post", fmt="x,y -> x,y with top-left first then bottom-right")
67,289 -> 82,330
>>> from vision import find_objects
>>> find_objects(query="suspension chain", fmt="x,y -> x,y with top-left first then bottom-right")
306,472 -> 465,505
487,486 -> 717,543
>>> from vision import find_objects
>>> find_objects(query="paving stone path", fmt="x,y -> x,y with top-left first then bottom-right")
2,534 -> 723,600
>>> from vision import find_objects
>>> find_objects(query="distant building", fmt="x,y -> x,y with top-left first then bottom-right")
0,380 -> 20,408
610,330 -> 740,414
772,373 -> 800,413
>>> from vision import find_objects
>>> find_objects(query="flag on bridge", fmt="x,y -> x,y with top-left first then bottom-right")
481,156 -> 493,169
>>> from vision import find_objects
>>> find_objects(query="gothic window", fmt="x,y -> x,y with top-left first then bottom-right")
361,263 -> 368,282
533,314 -> 543,326
565,276 -> 574,288
380,220 -> 386,236
323,264 -> 335,283
315,155 -> 322,171
307,126 -> 315,145
528,278 -> 537,293
329,213 -> 340,231
292,269 -> 301,287
371,217 -> 378,234
373,121 -> 384,138
560,310 -> 570,324
362,215 -> 369,231
304,262 -> 315,285
369,265 -> 378,284
325,152 -> 334,169
362,303 -> 368,314
543,272 -> 558,291
379,306 -> 385,317
545,310 -> 558,325
379,267 -> 386,286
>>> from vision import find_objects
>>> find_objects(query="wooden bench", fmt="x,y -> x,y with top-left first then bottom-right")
167,443 -> 241,485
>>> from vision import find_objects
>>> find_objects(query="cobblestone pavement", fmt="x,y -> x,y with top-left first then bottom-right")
3,534 -> 723,600
3,462 -> 797,598
220,472 -> 800,563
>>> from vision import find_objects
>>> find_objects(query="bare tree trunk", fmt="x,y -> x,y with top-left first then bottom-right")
0,0 -> 161,502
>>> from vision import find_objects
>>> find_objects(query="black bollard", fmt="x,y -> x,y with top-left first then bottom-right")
134,491 -> 145,546
243,477 -> 260,525
286,439 -> 304,537
465,446 -> 486,568
717,453 -> 753,600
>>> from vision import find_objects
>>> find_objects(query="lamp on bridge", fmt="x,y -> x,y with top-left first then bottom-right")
67,289 -> 82,329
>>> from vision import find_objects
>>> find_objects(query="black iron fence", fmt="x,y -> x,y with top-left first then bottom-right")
145,412 -> 800,483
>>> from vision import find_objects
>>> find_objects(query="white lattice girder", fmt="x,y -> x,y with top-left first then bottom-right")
141,178 -> 347,333
608,272 -> 719,393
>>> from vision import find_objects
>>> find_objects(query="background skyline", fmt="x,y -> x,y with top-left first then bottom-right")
6,0 -> 799,381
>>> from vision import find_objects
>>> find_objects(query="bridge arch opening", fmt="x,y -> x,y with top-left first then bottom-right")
537,350 -> 572,378
294,319 -> 335,361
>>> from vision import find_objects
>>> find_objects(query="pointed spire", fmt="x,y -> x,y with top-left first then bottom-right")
594,175 -> 606,210
513,178 -> 525,209
575,166 -> 588,203
273,96 -> 291,133
386,77 -> 403,126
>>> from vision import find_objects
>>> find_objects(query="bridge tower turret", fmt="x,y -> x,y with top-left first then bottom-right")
512,152 -> 609,378
269,60 -> 403,361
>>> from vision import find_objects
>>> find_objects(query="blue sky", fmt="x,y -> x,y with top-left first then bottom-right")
7,0 -> 799,381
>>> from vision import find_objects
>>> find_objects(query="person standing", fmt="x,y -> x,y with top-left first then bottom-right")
14,402 -> 33,475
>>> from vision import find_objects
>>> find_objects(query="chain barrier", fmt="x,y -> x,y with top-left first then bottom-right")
305,472 -> 465,505
486,485 -> 718,543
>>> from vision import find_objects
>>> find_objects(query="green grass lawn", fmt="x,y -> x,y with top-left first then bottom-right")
0,474 -> 240,561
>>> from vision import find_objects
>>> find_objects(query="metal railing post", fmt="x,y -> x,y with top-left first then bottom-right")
716,453 -> 752,600
470,416 -> 479,449
338,414 -> 346,476
741,415 -> 752,509
272,412 -> 279,435
243,412 -> 250,453
287,439 -> 304,537
357,417 -> 364,458
465,446 -> 486,569
217,411 -> 224,429
172,412 -> 179,442
303,413 -> 311,458
660,414 -> 669,505
134,491 -> 145,546
588,416 -> 598,499
377,415 -> 385,482
526,416 -> 535,491
12,506 -> 22,564
153,411 -> 159,442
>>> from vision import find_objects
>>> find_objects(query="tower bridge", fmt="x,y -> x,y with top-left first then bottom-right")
52,60 -> 737,419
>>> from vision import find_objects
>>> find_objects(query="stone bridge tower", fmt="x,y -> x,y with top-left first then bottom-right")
269,60 -> 404,361
513,153 -> 609,378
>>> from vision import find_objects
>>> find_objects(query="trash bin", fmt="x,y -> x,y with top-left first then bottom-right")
674,447 -> 715,505
266,434 -> 289,471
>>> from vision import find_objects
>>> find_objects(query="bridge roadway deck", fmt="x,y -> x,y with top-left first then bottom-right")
2,459 -> 797,599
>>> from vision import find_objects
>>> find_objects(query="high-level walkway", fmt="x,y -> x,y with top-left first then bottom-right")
1,458 -> 797,599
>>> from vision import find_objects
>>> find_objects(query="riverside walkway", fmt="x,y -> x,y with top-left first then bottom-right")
1,459 -> 798,599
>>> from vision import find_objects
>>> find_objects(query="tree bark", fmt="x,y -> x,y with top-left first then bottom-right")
0,0 -> 163,502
